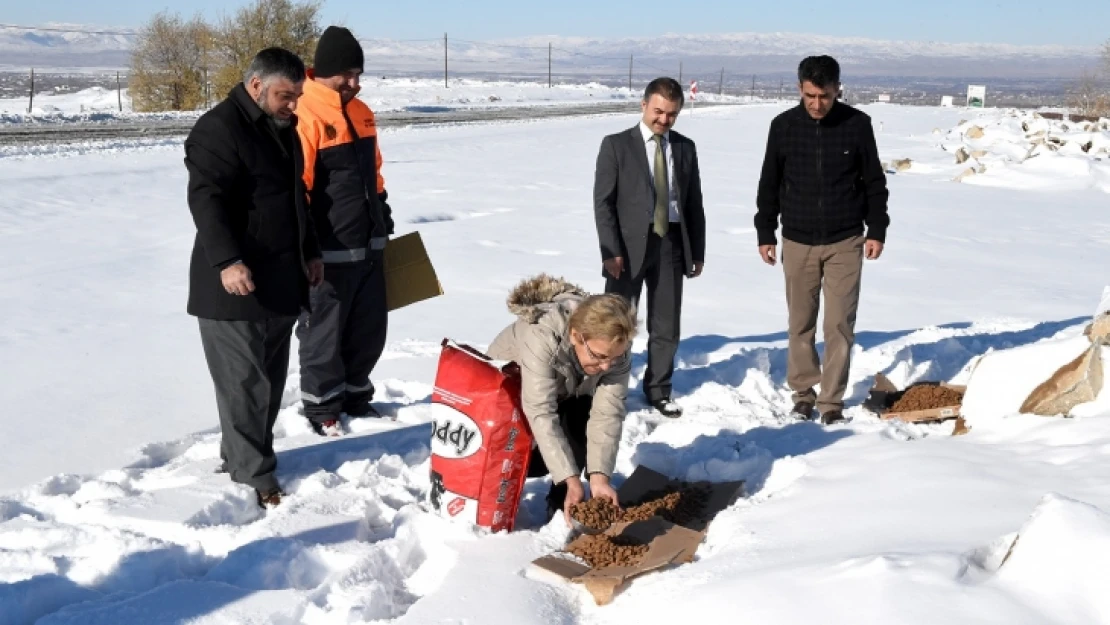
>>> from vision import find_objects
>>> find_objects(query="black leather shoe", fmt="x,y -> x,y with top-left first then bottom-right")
651,399 -> 683,418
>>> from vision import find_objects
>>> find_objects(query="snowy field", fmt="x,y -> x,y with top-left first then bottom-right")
1,100 -> 1110,624
0,77 -> 745,124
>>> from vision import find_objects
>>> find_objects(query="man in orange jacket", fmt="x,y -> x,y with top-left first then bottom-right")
295,26 -> 394,435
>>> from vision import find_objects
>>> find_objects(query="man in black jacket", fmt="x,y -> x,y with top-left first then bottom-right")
755,55 -> 890,425
185,47 -> 324,508
594,77 -> 707,418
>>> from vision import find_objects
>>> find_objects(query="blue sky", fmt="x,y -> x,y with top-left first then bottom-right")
5,0 -> 1109,46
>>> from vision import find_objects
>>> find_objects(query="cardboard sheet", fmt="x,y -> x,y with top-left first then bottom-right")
530,465 -> 744,605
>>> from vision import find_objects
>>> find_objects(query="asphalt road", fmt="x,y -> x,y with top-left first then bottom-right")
0,101 -> 736,146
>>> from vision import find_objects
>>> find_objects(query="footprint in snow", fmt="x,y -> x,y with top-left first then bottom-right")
128,439 -> 198,471
185,490 -> 264,528
408,214 -> 456,224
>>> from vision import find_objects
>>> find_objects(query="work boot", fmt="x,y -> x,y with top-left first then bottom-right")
313,419 -> 344,437
344,402 -> 382,418
256,487 -> 284,509
791,401 -> 815,421
821,410 -> 846,425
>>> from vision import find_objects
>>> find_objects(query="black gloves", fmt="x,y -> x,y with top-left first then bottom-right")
378,191 -> 395,235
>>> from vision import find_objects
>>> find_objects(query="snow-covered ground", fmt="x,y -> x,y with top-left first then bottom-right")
2,101 -> 1110,624
0,77 -> 745,123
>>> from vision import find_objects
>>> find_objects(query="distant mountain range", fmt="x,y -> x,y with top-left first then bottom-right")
0,24 -> 133,69
0,24 -> 1101,79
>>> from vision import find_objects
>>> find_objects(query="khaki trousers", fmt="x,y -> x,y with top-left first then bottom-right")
782,236 -> 864,412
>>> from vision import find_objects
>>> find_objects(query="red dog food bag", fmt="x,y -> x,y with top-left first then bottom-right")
428,339 -> 533,532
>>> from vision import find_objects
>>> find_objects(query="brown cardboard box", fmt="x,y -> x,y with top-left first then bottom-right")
383,232 -> 443,311
864,373 -> 965,423
531,466 -> 744,605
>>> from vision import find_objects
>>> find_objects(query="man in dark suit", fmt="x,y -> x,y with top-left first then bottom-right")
185,47 -> 324,508
593,77 -> 706,418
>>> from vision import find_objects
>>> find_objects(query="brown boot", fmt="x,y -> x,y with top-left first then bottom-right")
790,401 -> 815,421
256,488 -> 283,509
820,410 -> 845,425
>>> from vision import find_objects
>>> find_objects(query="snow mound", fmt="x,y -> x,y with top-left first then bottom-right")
935,111 -> 1110,192
993,494 -> 1110,624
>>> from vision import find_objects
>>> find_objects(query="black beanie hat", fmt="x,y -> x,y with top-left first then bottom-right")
314,26 -> 364,78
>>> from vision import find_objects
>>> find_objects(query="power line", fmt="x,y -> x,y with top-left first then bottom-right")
358,37 -> 443,44
3,24 -> 441,45
551,47 -> 632,64
0,23 -> 695,75
453,38 -> 549,51
381,37 -> 678,71
2,22 -> 726,84
635,60 -> 673,74
0,22 -> 136,37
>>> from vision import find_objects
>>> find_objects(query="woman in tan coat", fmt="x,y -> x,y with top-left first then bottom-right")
487,275 -> 637,524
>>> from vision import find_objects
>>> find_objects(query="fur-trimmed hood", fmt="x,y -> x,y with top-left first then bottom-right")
505,274 -> 590,323
487,273 -> 629,485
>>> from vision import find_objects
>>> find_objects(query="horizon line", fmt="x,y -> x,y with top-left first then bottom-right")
1,22 -> 1103,52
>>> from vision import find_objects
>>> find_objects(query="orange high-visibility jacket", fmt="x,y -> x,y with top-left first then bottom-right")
295,75 -> 389,263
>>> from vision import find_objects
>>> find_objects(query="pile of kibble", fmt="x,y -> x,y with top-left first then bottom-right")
566,484 -> 712,569
569,496 -> 624,531
890,384 -> 964,412
624,485 -> 711,527
567,533 -> 650,569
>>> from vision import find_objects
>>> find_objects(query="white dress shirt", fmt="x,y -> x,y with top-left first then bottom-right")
639,121 -> 680,223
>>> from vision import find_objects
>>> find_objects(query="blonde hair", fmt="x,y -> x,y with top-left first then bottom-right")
568,294 -> 638,344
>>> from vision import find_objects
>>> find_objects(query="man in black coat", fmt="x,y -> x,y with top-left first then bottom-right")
755,55 -> 890,425
185,47 -> 324,508
594,77 -> 707,418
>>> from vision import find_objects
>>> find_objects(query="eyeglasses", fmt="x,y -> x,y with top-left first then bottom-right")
580,338 -> 622,364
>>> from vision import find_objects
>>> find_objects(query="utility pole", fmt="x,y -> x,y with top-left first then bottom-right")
628,54 -> 633,93
751,74 -> 756,100
443,32 -> 448,88
117,71 -> 123,112
28,68 -> 34,113
200,39 -> 208,110
678,61 -> 682,85
779,78 -> 784,100
718,68 -> 724,96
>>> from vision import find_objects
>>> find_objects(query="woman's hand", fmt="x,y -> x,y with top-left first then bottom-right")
588,473 -> 620,509
562,476 -> 586,527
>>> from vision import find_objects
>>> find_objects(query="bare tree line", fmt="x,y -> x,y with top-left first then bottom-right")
130,0 -> 321,112
1066,42 -> 1110,118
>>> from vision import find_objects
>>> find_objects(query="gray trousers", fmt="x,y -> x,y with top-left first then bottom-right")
782,236 -> 864,412
297,258 -> 388,423
198,316 -> 296,493
605,228 -> 685,402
